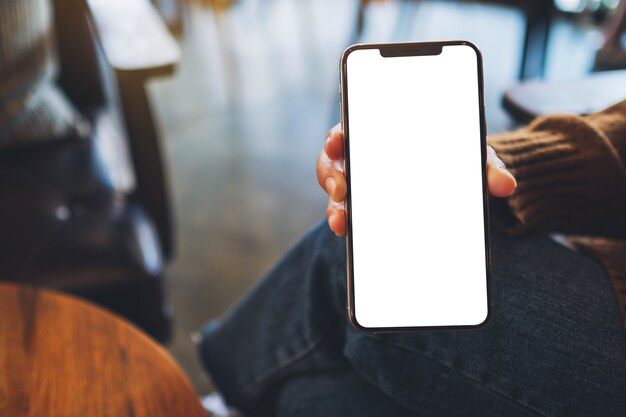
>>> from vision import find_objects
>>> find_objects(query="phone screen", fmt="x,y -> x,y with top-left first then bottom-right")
342,42 -> 490,331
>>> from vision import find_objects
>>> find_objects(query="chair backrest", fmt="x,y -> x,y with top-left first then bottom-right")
51,0 -> 175,260
53,0 -> 106,109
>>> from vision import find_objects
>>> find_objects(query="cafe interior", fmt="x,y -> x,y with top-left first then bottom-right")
1,0 -> 625,416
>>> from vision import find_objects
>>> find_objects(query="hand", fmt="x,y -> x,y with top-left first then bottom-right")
317,123 -> 517,237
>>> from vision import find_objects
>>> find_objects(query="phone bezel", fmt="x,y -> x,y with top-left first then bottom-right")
340,41 -> 492,333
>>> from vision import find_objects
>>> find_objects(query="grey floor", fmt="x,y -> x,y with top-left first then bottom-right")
148,0 -> 599,394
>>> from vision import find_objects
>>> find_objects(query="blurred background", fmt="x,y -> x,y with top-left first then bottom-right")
2,0 -> 625,396
154,0 -> 624,393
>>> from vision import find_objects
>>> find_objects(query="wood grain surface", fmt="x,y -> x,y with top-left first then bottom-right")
0,283 -> 208,417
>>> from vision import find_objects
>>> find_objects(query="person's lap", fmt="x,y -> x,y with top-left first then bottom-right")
200,221 -> 626,417
275,369 -> 418,417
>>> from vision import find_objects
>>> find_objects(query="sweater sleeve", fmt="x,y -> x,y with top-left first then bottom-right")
487,99 -> 626,239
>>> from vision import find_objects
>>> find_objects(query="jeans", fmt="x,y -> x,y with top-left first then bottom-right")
199,221 -> 626,417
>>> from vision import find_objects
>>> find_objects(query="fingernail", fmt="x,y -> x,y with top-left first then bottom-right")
494,157 -> 506,170
325,177 -> 337,197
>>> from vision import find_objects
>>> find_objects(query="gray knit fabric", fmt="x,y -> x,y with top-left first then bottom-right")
0,0 -> 79,146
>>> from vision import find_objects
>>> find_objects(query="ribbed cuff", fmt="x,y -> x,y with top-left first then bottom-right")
584,99 -> 626,162
488,114 -> 626,238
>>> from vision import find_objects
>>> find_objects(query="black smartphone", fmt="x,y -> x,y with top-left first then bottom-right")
340,41 -> 491,332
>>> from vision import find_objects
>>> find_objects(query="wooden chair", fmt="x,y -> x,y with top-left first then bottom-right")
0,0 -> 180,342
502,69 -> 626,123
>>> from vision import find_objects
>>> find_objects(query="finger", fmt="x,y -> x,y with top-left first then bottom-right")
487,146 -> 517,197
326,198 -> 347,237
324,123 -> 345,161
317,150 -> 347,202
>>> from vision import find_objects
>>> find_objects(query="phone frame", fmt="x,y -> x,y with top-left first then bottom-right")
340,41 -> 492,333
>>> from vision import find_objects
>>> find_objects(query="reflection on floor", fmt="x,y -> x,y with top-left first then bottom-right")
148,0 -> 598,394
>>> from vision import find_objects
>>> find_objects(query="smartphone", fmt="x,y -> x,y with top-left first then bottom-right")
340,41 -> 490,332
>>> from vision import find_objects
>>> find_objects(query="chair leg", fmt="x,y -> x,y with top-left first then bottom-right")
353,0 -> 367,44
116,72 -> 174,260
519,2 -> 554,80
133,277 -> 172,343
72,278 -> 172,343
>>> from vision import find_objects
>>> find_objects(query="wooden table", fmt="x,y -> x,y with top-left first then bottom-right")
503,69 -> 626,123
0,283 -> 208,417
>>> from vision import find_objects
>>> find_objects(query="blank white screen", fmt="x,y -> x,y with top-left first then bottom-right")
346,44 -> 488,329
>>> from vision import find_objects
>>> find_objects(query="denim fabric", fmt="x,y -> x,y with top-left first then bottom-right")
199,221 -> 626,417
275,369 -> 418,417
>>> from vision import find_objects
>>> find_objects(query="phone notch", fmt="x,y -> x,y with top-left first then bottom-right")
379,43 -> 443,58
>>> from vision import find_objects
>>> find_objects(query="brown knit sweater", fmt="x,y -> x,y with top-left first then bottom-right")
488,99 -> 626,331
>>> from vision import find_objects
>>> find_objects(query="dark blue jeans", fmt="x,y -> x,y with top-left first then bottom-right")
199,221 -> 626,417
